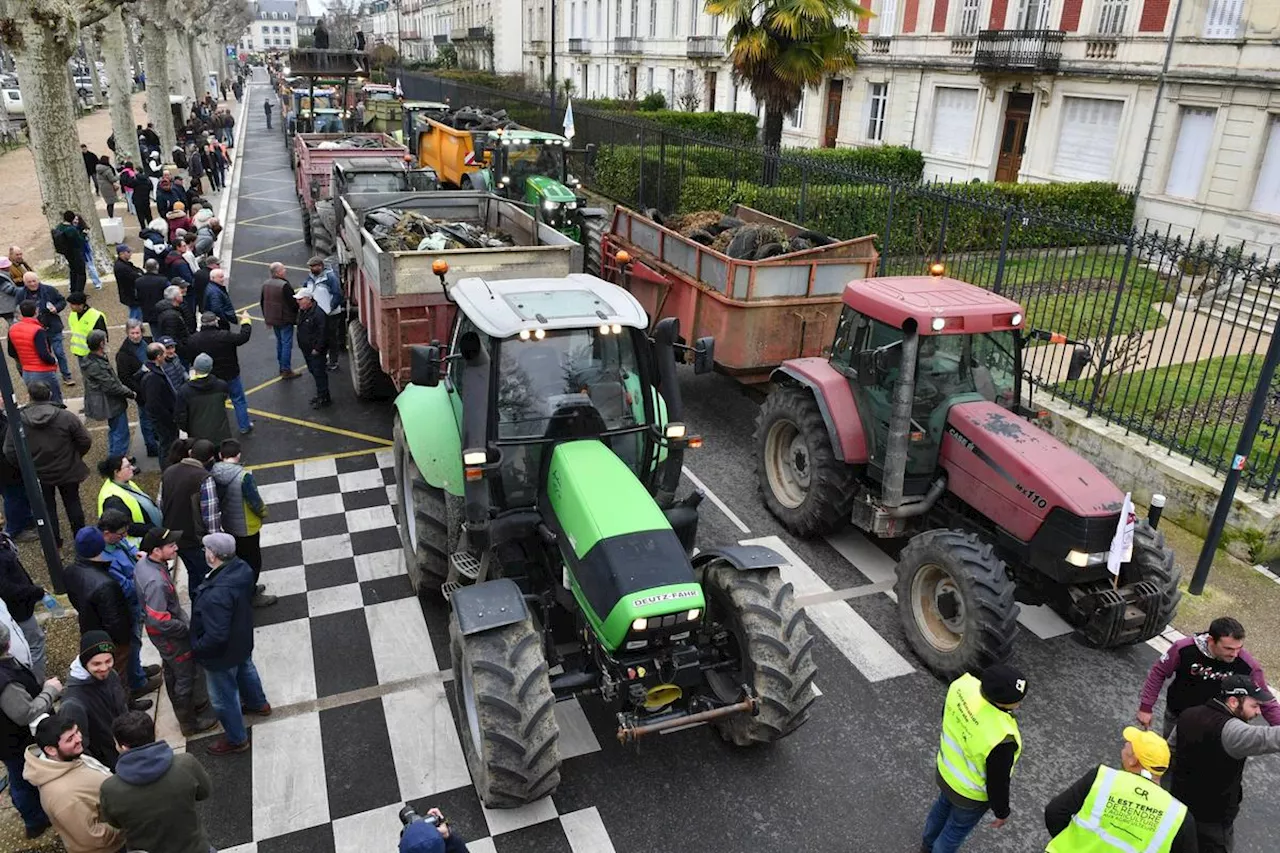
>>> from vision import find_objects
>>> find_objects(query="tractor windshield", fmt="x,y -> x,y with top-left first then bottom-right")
346,171 -> 409,193
505,143 -> 565,194
916,331 -> 1018,409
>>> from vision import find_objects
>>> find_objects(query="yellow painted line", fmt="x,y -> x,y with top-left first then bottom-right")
237,239 -> 304,260
247,447 -> 385,472
243,374 -> 285,395
246,407 -> 394,446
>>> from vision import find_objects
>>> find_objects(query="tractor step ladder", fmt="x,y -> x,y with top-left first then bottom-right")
450,551 -> 482,580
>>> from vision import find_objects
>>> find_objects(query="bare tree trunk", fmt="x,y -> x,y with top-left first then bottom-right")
8,9 -> 107,262
137,7 -> 177,157
168,24 -> 196,102
80,37 -> 107,108
189,32 -> 208,102
123,15 -> 140,88
98,9 -> 140,165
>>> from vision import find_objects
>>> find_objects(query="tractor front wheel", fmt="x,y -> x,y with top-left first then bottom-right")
450,615 -> 562,807
755,386 -> 856,538
393,415 -> 456,593
894,530 -> 1018,681
703,562 -> 818,745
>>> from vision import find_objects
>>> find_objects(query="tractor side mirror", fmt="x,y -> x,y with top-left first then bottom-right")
410,344 -> 441,387
692,336 -> 715,375
1066,345 -> 1092,382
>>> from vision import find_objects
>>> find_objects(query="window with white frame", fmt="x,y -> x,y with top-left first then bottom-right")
1251,117 -> 1280,215
788,91 -> 806,130
689,0 -> 699,35
596,0 -> 603,36
1053,96 -> 1123,180
929,87 -> 978,158
1165,107 -> 1217,199
1096,0 -> 1127,33
878,0 -> 898,36
1204,0 -> 1243,39
649,0 -> 657,36
866,82 -> 888,141
615,0 -> 622,35
1016,0 -> 1051,29
630,0 -> 639,35
671,0 -> 679,36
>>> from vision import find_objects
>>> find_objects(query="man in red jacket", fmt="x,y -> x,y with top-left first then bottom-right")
6,302 -> 62,405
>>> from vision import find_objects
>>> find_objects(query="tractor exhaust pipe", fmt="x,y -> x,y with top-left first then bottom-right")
652,317 -> 685,509
882,320 -> 920,509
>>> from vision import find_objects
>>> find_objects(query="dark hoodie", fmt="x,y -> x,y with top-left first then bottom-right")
99,740 -> 213,853
61,657 -> 129,770
2,400 -> 91,486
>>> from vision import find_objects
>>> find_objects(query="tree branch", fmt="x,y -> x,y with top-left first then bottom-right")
80,0 -> 130,29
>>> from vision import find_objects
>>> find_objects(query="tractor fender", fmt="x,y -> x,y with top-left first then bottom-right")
394,384 -> 465,497
692,544 -> 788,572
451,578 -> 530,637
773,360 -> 869,464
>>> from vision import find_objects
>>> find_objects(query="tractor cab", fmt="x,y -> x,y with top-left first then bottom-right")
481,130 -> 588,238
331,157 -> 438,197
400,101 -> 452,153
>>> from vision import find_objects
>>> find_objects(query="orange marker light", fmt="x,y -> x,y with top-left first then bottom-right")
688,436 -> 703,449
432,259 -> 449,276
929,263 -> 946,277
615,250 -> 631,265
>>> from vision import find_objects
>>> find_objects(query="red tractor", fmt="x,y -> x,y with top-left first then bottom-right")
755,271 -> 1180,678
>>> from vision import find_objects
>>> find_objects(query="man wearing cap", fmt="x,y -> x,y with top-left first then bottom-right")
922,664 -> 1026,853
188,309 -> 255,435
260,262 -> 298,378
22,713 -> 122,851
161,439 -> 222,593
191,532 -> 271,755
1169,675 -> 1280,852
303,256 -> 344,371
135,527 -> 217,736
112,245 -> 142,322
1045,727 -> 1196,852
0,620 -> 58,839
7,301 -> 63,404
0,256 -> 20,324
400,810 -> 470,853
295,287 -> 332,408
60,631 -> 133,769
177,353 -> 233,444
1138,616 -> 1279,735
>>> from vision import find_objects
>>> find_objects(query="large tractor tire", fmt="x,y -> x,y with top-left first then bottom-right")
581,212 -> 607,276
348,320 -> 397,401
301,208 -> 313,247
450,615 -> 562,807
1068,520 -> 1180,648
894,530 -> 1019,681
311,199 -> 336,256
755,386 -> 857,538
702,562 -> 818,745
393,415 -> 455,593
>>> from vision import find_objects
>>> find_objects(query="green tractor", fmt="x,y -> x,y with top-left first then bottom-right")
469,129 -> 602,243
392,273 -> 817,806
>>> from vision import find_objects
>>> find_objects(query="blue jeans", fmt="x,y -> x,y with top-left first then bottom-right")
3,754 -> 48,831
47,333 -> 70,380
84,245 -> 102,288
922,791 -> 987,853
107,410 -> 131,456
138,407 -> 159,453
20,370 -> 62,405
128,623 -> 146,690
3,482 -> 32,535
206,658 -> 268,745
127,305 -> 143,322
226,375 -> 251,431
273,324 -> 293,371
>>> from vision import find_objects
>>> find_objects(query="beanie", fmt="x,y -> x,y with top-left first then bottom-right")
79,629 -> 115,666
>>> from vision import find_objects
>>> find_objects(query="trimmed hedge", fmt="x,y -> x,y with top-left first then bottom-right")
679,144 -> 926,186
593,145 -> 683,214
635,111 -> 759,144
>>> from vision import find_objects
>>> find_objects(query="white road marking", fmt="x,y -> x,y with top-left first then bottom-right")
1016,604 -> 1075,639
562,807 -> 619,853
742,535 -> 915,682
682,465 -> 751,535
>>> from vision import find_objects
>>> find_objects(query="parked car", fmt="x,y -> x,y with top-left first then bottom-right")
2,89 -> 23,118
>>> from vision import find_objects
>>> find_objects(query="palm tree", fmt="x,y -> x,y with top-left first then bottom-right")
707,0 -> 868,157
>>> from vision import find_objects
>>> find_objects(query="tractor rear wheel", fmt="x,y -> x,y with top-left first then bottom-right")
311,200 -> 336,256
450,615 -> 562,807
393,415 -> 454,593
348,320 -> 397,401
581,212 -> 606,276
702,562 -> 817,745
301,208 -> 313,246
894,530 -> 1018,680
755,386 -> 856,538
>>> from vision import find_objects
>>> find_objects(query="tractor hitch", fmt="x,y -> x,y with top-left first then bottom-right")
616,690 -> 759,744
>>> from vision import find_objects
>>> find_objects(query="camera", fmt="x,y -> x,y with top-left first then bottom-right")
398,804 -> 442,832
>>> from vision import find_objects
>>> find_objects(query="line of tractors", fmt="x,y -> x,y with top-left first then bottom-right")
277,49 -> 1181,811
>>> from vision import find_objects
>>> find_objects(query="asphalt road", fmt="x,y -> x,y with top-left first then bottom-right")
219,73 -> 1280,853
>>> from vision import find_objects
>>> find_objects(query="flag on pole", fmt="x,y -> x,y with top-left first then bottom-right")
562,97 -> 576,140
394,77 -> 403,98
1106,492 -> 1136,580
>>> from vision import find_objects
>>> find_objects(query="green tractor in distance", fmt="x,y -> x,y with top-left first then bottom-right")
470,128 -> 601,243
392,272 -> 817,806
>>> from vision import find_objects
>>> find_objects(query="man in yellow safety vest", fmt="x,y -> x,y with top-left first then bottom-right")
1044,727 -> 1197,852
66,292 -> 107,362
921,664 -> 1026,853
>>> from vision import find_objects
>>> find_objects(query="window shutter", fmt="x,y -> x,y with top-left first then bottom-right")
1052,97 -> 1123,181
929,87 -> 978,158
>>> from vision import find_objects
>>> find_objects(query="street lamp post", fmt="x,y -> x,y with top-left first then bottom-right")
549,0 -> 557,119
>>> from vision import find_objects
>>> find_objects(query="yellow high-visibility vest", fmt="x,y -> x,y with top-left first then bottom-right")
935,673 -> 1022,802
68,307 -> 105,357
1045,765 -> 1186,853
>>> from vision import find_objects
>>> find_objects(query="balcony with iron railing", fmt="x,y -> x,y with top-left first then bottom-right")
615,36 -> 642,54
568,37 -> 588,53
973,29 -> 1065,72
687,35 -> 720,57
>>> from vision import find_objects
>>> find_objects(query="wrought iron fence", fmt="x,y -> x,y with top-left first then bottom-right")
397,71 -> 1280,497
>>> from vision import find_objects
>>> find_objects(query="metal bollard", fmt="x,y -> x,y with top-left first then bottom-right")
1148,494 -> 1166,530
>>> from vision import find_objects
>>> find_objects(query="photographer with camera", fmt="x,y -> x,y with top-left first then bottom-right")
399,804 -> 469,853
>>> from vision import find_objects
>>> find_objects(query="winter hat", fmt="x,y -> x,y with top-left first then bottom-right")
979,663 -> 1028,706
0,257 -> 11,269
115,244 -> 131,254
192,352 -> 214,375
79,630 -> 115,666
73,526 -> 106,560
202,532 -> 237,559
173,201 -> 186,212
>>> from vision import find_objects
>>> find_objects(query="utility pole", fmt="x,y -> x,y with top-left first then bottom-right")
0,352 -> 66,593
549,0 -> 557,119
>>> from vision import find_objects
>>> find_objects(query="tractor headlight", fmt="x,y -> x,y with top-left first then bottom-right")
686,608 -> 700,621
543,199 -> 559,211
1011,312 -> 1023,326
665,423 -> 687,439
462,450 -> 486,466
1066,549 -> 1114,567
566,201 -> 578,210
631,617 -> 647,632
499,175 -> 511,185
931,316 -> 946,332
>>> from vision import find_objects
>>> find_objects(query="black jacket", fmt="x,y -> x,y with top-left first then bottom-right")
3,401 -> 91,486
1045,765 -> 1198,853
186,321 -> 251,381
0,539 -> 42,622
297,304 -> 327,354
62,662 -> 130,770
136,274 -> 170,324
176,375 -> 231,444
113,258 -> 141,308
139,362 -> 177,423
191,556 -> 255,671
154,300 -> 191,356
18,283 -> 66,333
192,266 -> 213,311
115,337 -> 152,396
63,557 -> 132,646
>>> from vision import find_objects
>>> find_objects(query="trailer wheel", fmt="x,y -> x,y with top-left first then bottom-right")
311,200 -> 335,256
393,415 -> 456,593
301,208 -> 312,246
894,530 -> 1018,681
581,213 -> 606,277
348,319 -> 396,401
